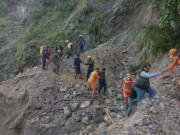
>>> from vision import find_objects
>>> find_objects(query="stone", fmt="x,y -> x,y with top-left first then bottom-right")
73,114 -> 81,122
104,116 -> 109,121
80,101 -> 91,108
94,108 -> 104,123
149,106 -> 159,114
63,107 -> 71,119
81,116 -> 89,124
117,114 -> 123,119
105,99 -> 111,104
71,102 -> 80,111
110,112 -> 117,119
120,105 -> 125,110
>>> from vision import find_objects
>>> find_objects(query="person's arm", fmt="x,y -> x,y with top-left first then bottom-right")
140,71 -> 160,78
162,59 -> 178,72
80,59 -> 84,64
83,38 -> 85,45
84,60 -> 89,65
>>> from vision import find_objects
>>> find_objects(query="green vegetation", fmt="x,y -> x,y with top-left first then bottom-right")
133,0 -> 180,55
0,0 -> 110,73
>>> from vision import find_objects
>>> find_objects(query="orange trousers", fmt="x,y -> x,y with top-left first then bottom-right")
88,80 -> 96,91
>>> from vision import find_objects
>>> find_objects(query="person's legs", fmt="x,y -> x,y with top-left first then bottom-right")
47,56 -> 51,69
127,98 -> 137,116
133,86 -> 145,103
127,97 -> 133,116
92,88 -> 96,99
78,67 -> 82,79
98,82 -> 103,94
78,47 -> 81,54
81,46 -> 84,54
75,68 -> 78,79
87,70 -> 91,80
103,82 -> 107,95
67,52 -> 70,59
52,61 -> 56,72
125,98 -> 128,109
56,62 -> 60,73
146,87 -> 156,98
42,57 -> 46,70
90,82 -> 96,98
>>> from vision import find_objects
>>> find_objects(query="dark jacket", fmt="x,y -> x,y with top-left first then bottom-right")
52,53 -> 59,63
74,58 -> 82,68
99,71 -> 106,82
78,37 -> 85,47
86,59 -> 94,71
134,70 -> 150,89
42,48 -> 49,58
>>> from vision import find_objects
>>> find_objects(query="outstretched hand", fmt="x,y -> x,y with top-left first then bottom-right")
177,81 -> 180,85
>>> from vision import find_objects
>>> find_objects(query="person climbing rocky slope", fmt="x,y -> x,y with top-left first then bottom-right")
92,55 -> 180,135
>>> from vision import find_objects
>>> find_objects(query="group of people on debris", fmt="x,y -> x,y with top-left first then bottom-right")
121,48 -> 180,116
40,35 -> 86,72
39,35 -> 108,98
72,54 -> 108,98
40,38 -> 179,117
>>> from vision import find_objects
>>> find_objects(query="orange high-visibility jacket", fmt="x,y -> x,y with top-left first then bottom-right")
163,57 -> 180,72
88,71 -> 100,90
121,77 -> 134,98
88,71 -> 100,83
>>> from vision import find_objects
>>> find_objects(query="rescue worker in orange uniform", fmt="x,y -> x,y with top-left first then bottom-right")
162,49 -> 180,100
88,68 -> 100,98
121,73 -> 134,108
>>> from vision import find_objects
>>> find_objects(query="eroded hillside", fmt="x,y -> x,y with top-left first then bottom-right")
0,0 -> 179,135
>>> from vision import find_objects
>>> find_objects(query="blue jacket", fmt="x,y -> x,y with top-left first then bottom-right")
86,59 -> 94,71
52,53 -> 59,63
74,58 -> 82,68
78,37 -> 85,47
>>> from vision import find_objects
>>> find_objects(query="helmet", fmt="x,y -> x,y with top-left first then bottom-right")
169,48 -> 177,59
79,34 -> 82,37
87,56 -> 91,58
57,50 -> 61,53
127,73 -> 132,78
65,40 -> 69,43
67,42 -> 72,49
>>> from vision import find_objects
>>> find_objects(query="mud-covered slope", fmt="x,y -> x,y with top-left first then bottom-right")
0,65 -> 125,135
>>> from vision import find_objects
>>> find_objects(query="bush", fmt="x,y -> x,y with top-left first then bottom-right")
133,0 -> 180,55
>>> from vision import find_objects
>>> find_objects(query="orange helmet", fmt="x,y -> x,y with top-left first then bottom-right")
169,49 -> 177,59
